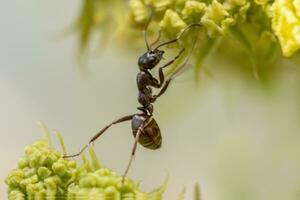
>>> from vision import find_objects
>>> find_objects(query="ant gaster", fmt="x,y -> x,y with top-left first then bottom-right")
64,7 -> 201,180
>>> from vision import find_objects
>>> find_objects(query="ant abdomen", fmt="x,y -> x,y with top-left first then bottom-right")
131,115 -> 162,150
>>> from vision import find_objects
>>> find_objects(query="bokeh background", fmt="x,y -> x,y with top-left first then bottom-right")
1,1 -> 300,199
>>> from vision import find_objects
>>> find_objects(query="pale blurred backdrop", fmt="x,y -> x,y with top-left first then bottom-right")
1,1 -> 300,200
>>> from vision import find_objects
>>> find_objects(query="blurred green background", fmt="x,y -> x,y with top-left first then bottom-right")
1,1 -> 300,199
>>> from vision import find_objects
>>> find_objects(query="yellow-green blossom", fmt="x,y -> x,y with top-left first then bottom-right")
67,168 -> 167,200
201,0 -> 235,37
181,1 -> 207,23
5,139 -> 78,200
128,0 -> 149,28
160,9 -> 187,39
271,0 -> 300,56
67,146 -> 167,200
223,0 -> 250,21
145,0 -> 173,13
5,125 -> 167,200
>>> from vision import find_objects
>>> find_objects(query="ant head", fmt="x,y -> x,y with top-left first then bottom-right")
138,49 -> 164,70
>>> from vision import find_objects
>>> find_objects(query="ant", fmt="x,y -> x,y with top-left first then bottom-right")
64,7 -> 201,179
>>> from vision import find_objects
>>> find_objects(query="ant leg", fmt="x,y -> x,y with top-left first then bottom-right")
122,125 -> 143,182
153,79 -> 172,100
153,61 -> 186,100
64,114 -> 135,158
89,114 -> 135,144
152,48 -> 185,88
153,53 -> 197,100
153,47 -> 197,100
153,33 -> 199,101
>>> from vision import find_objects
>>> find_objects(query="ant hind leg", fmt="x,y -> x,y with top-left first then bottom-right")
122,125 -> 143,182
64,114 -> 135,159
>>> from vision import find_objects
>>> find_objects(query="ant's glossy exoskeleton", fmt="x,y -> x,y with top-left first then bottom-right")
64,8 -> 201,179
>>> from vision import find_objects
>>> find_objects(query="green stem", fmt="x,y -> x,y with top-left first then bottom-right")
88,145 -> 101,170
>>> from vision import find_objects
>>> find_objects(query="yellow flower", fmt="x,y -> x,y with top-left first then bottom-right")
145,0 -> 173,13
159,9 -> 187,39
201,0 -> 235,37
181,0 -> 207,23
223,0 -> 250,21
128,0 -> 149,28
271,0 -> 300,56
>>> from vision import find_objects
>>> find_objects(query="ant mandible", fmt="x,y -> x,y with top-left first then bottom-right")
64,7 -> 201,179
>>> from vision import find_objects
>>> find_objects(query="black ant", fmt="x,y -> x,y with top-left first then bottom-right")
64,8 -> 201,179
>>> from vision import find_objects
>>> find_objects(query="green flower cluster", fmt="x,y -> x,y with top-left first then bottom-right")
67,147 -> 167,200
67,167 -> 166,200
5,124 -> 167,200
5,140 -> 78,200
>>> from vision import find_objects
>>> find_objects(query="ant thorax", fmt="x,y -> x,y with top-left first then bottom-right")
136,71 -> 153,90
137,71 -> 155,108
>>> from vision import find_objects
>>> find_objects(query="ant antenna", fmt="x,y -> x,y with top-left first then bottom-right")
144,5 -> 154,50
154,23 -> 202,49
149,30 -> 161,49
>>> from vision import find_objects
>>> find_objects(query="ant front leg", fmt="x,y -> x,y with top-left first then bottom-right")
153,41 -> 199,101
64,114 -> 136,158
152,48 -> 185,88
153,79 -> 172,100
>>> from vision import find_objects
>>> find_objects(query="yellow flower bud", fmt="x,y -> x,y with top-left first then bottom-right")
38,167 -> 52,179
